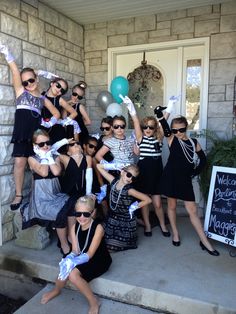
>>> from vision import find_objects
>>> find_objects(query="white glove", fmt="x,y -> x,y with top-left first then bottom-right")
51,138 -> 69,154
129,201 -> 139,219
58,253 -> 89,281
86,168 -> 93,195
41,116 -> 58,128
37,70 -> 59,80
0,44 -> 14,63
62,117 -> 73,126
33,145 -> 47,158
165,95 -> 181,114
120,94 -> 136,116
95,184 -> 107,204
45,150 -> 55,165
102,161 -> 129,171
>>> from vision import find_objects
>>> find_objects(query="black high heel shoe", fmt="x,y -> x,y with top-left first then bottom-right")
199,241 -> 220,256
10,195 -> 23,211
172,240 -> 181,246
160,226 -> 171,237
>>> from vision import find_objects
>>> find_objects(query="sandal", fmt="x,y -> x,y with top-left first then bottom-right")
10,195 -> 23,211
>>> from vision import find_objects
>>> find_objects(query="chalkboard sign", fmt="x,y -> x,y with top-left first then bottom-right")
204,166 -> 236,247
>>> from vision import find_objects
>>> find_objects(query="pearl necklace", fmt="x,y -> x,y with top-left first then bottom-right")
178,138 -> 194,164
109,181 -> 124,211
76,220 -> 93,254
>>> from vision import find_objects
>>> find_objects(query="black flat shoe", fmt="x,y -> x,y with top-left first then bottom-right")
172,239 -> 181,246
10,195 -> 23,211
199,241 -> 220,256
160,227 -> 171,237
144,231 -> 152,237
60,248 -> 71,258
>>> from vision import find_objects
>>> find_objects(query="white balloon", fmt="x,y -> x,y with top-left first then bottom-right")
106,102 -> 122,117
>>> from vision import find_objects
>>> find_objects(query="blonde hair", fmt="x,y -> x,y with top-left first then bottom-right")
75,195 -> 95,211
123,164 -> 139,176
32,129 -> 49,143
141,116 -> 162,141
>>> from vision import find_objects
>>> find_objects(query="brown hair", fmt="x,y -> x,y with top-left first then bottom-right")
170,116 -> 188,128
140,116 -> 163,141
32,129 -> 49,143
20,67 -> 36,78
101,116 -> 113,126
72,80 -> 87,92
112,115 -> 126,127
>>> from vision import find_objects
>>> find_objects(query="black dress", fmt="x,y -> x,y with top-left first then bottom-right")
59,155 -> 87,216
160,136 -> 197,201
72,102 -> 89,144
97,135 -> 114,162
41,94 -> 66,145
75,219 -> 112,282
11,91 -> 44,157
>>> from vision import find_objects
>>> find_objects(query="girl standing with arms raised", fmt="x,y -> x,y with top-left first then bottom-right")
0,44 -> 60,211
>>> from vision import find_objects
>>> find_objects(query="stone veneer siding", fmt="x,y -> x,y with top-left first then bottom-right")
0,0 -> 236,243
83,1 -> 236,137
0,0 -> 84,242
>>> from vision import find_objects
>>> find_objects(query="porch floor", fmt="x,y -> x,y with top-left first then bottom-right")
0,217 -> 235,314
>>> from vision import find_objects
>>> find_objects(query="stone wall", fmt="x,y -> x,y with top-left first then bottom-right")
84,1 -> 236,137
0,0 -> 84,242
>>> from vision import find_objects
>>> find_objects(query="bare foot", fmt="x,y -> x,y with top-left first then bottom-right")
40,288 -> 61,304
88,298 -> 101,314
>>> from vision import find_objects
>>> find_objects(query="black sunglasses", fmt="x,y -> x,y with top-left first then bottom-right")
72,92 -> 83,100
113,124 -> 125,130
171,127 -> 187,134
88,143 -> 97,150
55,82 -> 66,95
142,125 -> 155,130
124,169 -> 137,180
100,126 -> 111,131
68,141 -> 81,147
35,140 -> 51,147
22,78 -> 36,87
74,210 -> 93,218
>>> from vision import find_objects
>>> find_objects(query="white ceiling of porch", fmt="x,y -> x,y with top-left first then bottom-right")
40,0 -> 230,25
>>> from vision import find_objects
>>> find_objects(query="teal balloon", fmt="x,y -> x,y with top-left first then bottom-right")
110,76 -> 129,104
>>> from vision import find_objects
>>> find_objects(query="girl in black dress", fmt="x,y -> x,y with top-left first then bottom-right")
67,81 -> 91,145
0,44 -> 60,211
155,112 -> 219,256
41,195 -> 112,314
97,116 -> 114,162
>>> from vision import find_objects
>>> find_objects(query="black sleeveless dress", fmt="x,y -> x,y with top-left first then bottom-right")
75,219 -> 112,282
59,155 -> 87,216
72,102 -> 89,144
41,94 -> 66,144
160,136 -> 197,201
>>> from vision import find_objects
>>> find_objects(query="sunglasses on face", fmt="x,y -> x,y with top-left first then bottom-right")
171,127 -> 187,134
68,141 -> 81,147
124,169 -> 137,180
113,124 -> 125,130
142,125 -> 155,130
72,92 -> 83,100
55,82 -> 66,95
74,210 -> 93,218
88,143 -> 97,150
100,126 -> 111,131
35,140 -> 51,147
22,78 -> 36,87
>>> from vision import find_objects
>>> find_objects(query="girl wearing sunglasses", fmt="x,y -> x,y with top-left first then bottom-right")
97,163 -> 151,251
41,195 -> 112,313
41,78 -> 78,145
20,129 -> 71,255
0,44 -> 60,211
96,116 -> 114,163
154,111 -> 219,256
66,81 -> 91,145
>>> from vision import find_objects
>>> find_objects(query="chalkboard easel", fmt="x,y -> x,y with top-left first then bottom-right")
204,166 -> 236,247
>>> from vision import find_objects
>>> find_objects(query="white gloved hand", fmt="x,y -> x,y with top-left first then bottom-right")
45,150 -> 55,165
0,44 -> 14,63
41,116 -> 58,128
102,161 -> 129,171
128,201 -> 139,219
165,95 -> 181,114
33,145 -> 47,158
51,138 -> 69,155
37,70 -> 59,80
58,253 -> 89,281
62,117 -> 73,126
95,184 -> 107,204
120,94 -> 136,116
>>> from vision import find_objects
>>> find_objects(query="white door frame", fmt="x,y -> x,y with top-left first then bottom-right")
108,37 -> 210,136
